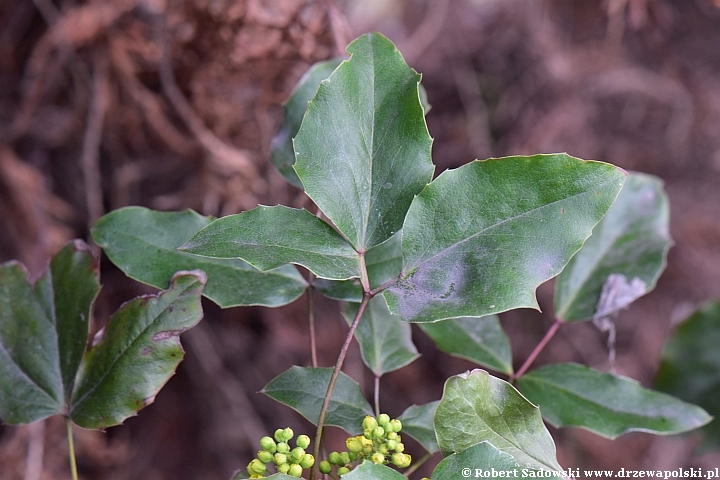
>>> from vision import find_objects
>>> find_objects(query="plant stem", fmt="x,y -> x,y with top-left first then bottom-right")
308,284 -> 318,368
310,292 -> 371,480
511,318 -> 562,381
65,417 -> 79,480
374,374 -> 381,417
369,277 -> 399,297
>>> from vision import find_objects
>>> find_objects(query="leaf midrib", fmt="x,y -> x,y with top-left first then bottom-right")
102,229 -> 307,282
454,381 -> 558,472
406,178 -> 616,275
520,373 -> 660,419
70,280 -> 195,413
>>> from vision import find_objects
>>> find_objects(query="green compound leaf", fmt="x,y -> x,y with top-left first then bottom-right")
655,301 -> 720,448
384,154 -> 626,323
92,207 -> 307,308
0,241 -> 99,425
69,271 -> 206,428
341,460 -> 406,480
294,32 -> 434,251
517,363 -> 711,440
181,205 -> 360,280
262,366 -> 373,434
419,315 -> 512,375
397,401 -> 440,453
435,369 -> 562,473
344,296 -> 419,376
431,441 -> 539,480
315,231 -> 402,302
554,172 -> 672,322
271,58 -> 344,188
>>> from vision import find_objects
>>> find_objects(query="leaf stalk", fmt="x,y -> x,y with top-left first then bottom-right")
512,319 -> 562,381
66,417 -> 79,480
310,284 -> 371,480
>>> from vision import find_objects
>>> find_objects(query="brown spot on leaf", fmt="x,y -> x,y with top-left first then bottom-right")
152,328 -> 187,341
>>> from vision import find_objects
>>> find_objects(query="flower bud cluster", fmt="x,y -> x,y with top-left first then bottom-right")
321,414 -> 412,477
246,428 -> 314,478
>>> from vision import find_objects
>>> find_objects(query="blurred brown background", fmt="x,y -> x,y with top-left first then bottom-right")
1,0 -> 720,478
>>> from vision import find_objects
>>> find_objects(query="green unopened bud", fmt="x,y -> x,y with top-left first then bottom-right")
363,416 -> 378,431
288,463 -> 303,477
346,436 -> 363,453
338,466 -> 350,476
282,427 -> 294,441
249,459 -> 266,474
362,443 -> 374,455
340,452 -> 350,465
385,439 -> 397,451
395,442 -> 405,453
378,413 -> 390,426
260,436 -> 277,452
291,447 -> 305,462
386,431 -> 398,441
363,429 -> 373,440
371,452 -> 385,464
373,426 -> 385,439
296,434 -> 311,449
390,419 -> 402,432
299,453 -> 315,468
348,451 -> 358,461
274,452 -> 288,465
378,444 -> 388,454
274,428 -> 285,442
328,452 -> 342,465
276,442 -> 290,454
257,450 -> 273,463
319,460 -> 332,474
278,463 -> 290,474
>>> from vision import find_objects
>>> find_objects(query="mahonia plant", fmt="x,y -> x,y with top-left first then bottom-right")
247,428 -> 315,478
244,415 -> 416,480
1,32 -> 712,480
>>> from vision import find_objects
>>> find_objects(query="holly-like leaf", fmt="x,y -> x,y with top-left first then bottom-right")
431,441 -> 536,480
655,301 -> 720,448
435,369 -> 562,473
315,231 -> 402,302
397,401 -> 439,453
262,366 -> 373,434
554,172 -> 672,322
419,315 -> 512,375
344,296 -> 419,376
294,32 -> 434,251
92,207 -> 307,308
341,460 -> 406,480
36,241 -> 101,404
517,363 -> 711,439
0,241 -> 99,425
271,58 -> 344,188
181,205 -> 361,280
384,154 -> 626,323
69,270 -> 206,428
